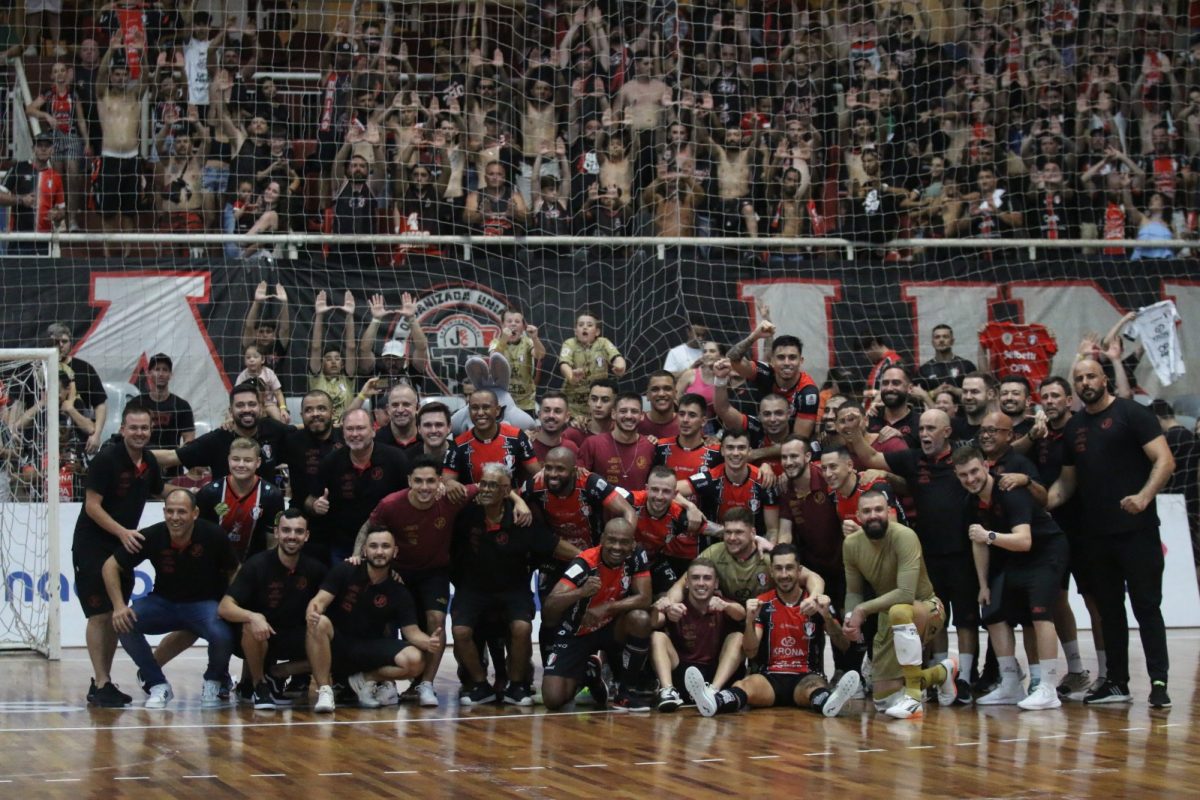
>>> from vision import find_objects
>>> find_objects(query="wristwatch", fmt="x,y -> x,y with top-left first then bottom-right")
987,530 -> 997,545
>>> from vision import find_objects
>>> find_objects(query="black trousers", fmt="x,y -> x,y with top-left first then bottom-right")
1089,527 -> 1170,685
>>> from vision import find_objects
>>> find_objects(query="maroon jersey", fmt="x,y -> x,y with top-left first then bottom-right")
522,469 -> 621,551
755,588 -> 825,675
531,435 -> 579,464
445,422 -> 537,484
554,545 -> 650,636
667,595 -> 740,665
368,486 -> 479,570
625,489 -> 698,559
578,433 -> 657,490
777,470 -> 842,582
687,464 -> 777,534
653,437 -> 723,480
637,415 -> 680,439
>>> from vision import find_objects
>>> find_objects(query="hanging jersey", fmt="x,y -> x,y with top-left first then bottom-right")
1124,300 -> 1185,386
978,322 -> 1058,398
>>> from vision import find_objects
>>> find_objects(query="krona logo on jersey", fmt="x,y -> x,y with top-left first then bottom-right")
387,285 -> 509,393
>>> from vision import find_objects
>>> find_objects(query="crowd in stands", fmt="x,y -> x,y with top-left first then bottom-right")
3,0 -> 1200,260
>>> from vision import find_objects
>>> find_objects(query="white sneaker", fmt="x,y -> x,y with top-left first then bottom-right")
822,671 -> 861,717
201,679 -> 224,708
374,681 -> 399,706
860,653 -> 873,693
884,694 -> 924,719
684,666 -> 717,718
977,681 -> 1026,706
1018,682 -> 1063,711
415,681 -> 439,708
937,657 -> 959,707
348,672 -> 381,708
145,682 -> 174,709
314,685 -> 335,713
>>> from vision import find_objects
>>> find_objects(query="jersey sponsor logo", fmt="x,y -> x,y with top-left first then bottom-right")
1101,418 -> 1114,430
434,516 -> 447,528
370,466 -> 384,480
780,635 -> 796,648
373,594 -> 388,608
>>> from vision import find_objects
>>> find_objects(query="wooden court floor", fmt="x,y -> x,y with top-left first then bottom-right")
0,632 -> 1197,799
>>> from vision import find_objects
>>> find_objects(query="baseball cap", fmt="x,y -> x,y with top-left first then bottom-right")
34,131 -> 53,145
381,340 -> 405,358
147,353 -> 173,370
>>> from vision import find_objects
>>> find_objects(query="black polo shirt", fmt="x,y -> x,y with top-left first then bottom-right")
136,392 -> 195,450
884,447 -> 970,556
917,356 -> 977,390
225,548 -> 328,630
321,561 -> 418,639
116,519 -> 238,603
990,448 -> 1042,483
311,443 -> 410,549
73,441 -> 163,550
451,499 -> 559,592
868,406 -> 921,449
280,426 -> 344,504
374,424 -> 419,451
176,418 -> 291,482
965,484 -> 1063,572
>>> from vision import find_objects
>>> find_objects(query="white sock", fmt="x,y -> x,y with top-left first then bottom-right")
1043,664 -> 1059,689
998,655 -> 1020,687
1029,663 -> 1041,683
960,653 -> 975,678
1062,640 -> 1083,673
1096,650 -> 1107,679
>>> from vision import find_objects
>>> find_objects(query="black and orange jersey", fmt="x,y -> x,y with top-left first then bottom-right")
688,464 -> 777,535
754,588 -> 825,675
653,437 -> 723,481
522,469 -> 622,552
738,412 -> 786,474
553,545 -> 650,637
749,363 -> 820,423
829,473 -> 906,525
624,489 -> 698,560
444,422 -> 537,484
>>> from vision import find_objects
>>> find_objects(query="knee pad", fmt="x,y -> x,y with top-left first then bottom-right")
888,604 -> 915,626
892,622 -> 922,667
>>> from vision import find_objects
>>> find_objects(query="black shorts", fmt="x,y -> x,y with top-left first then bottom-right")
924,552 -> 980,628
331,633 -> 411,675
451,586 -> 535,630
72,538 -> 132,618
712,196 -> 754,234
763,671 -> 824,707
399,568 -> 450,618
98,155 -> 140,215
650,557 -> 681,597
1061,529 -> 1093,594
986,536 -> 1068,627
673,660 -> 716,698
314,134 -> 340,170
543,626 -> 620,681
233,625 -> 307,663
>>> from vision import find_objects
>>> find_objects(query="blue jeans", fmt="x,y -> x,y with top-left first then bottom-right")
118,594 -> 234,686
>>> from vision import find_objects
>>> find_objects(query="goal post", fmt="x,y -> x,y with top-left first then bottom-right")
0,348 -> 61,660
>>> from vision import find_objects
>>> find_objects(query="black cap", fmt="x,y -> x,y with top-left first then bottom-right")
147,352 -> 173,370
33,131 -> 53,145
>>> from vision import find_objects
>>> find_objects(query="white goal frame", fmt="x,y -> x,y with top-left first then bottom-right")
0,348 -> 60,660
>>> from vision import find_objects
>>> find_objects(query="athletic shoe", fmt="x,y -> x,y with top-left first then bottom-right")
1148,681 -> 1171,709
265,674 -> 293,706
399,683 -> 420,704
201,679 -> 224,708
1017,681 -> 1062,711
236,679 -> 254,705
954,678 -> 974,705
1083,679 -> 1132,705
87,679 -> 97,704
823,670 -> 862,717
1056,670 -> 1091,698
883,695 -> 923,720
283,674 -> 310,699
314,685 -> 335,713
611,689 -> 651,712
348,673 -> 381,708
145,683 -> 174,709
937,658 -> 959,707
573,686 -> 595,706
252,680 -> 277,710
374,681 -> 400,707
976,682 -> 1026,706
657,686 -> 684,712
89,680 -> 132,708
460,681 -> 498,706
684,666 -> 717,718
136,668 -> 151,695
503,682 -> 534,707
218,674 -> 233,701
415,681 -> 439,708
583,655 -> 609,709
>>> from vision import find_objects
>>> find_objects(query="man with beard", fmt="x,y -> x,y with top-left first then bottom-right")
328,152 -> 380,269
977,411 -> 1047,506
1047,359 -> 1175,708
997,375 -> 1036,439
306,409 -> 409,563
666,507 -> 785,608
280,390 -> 343,506
954,448 -> 1066,711
622,466 -> 707,594
374,383 -> 420,450
917,324 -> 976,393
579,392 -> 658,491
955,372 -> 998,445
530,391 -> 585,462
727,326 -> 820,439
638,371 -> 681,439
305,528 -> 444,713
678,432 -> 779,540
218,510 -> 327,710
841,490 -> 957,720
868,366 -> 922,449
654,393 -> 723,480
835,402 -> 909,472
155,384 -> 290,484
651,559 -> 746,711
445,390 -> 539,485
196,438 -> 285,562
453,463 -> 578,706
686,544 -> 860,719
1030,376 -> 1102,697
713,358 -> 789,484
844,409 -> 978,702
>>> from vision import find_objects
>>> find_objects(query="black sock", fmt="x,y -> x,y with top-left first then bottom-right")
621,636 -> 650,684
714,686 -> 748,714
809,688 -> 831,712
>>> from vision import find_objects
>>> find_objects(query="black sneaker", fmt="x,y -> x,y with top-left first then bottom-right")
1084,679 -> 1132,705
265,674 -> 294,706
583,654 -> 609,709
460,681 -> 498,706
283,674 -> 310,699
90,681 -> 132,708
954,678 -> 973,706
236,680 -> 254,705
611,689 -> 651,712
502,682 -> 534,707
1148,681 -> 1171,709
252,680 -> 277,710
87,679 -> 98,704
